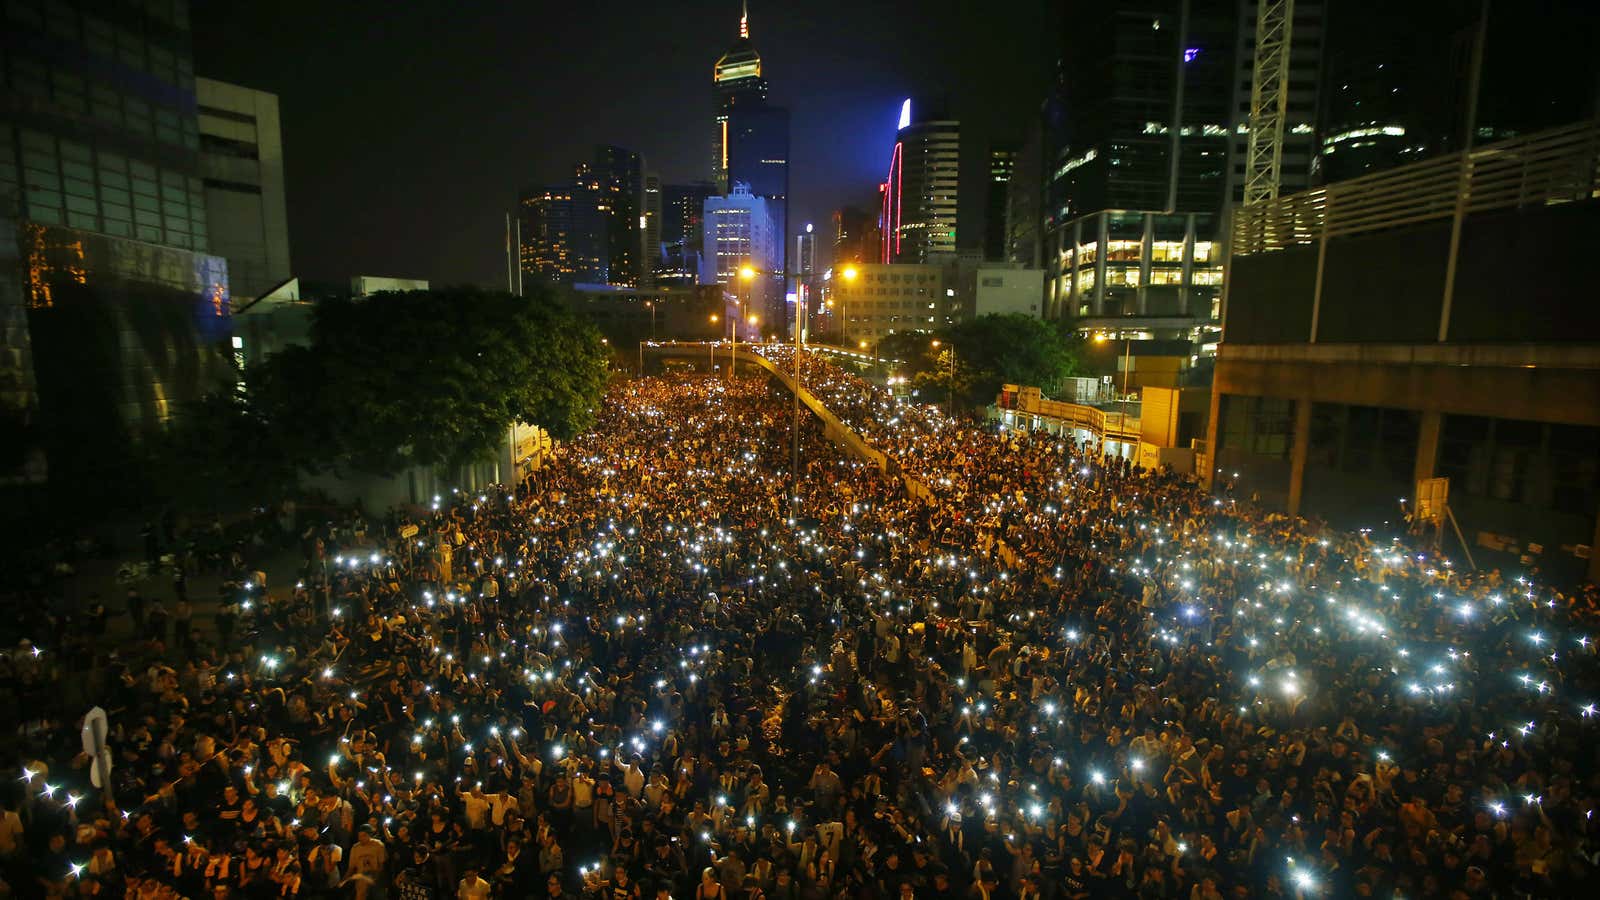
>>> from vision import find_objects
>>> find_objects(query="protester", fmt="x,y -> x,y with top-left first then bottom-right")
2,368 -> 1596,900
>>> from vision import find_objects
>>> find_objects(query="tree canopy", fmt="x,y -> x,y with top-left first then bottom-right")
882,314 -> 1085,410
253,287 -> 608,476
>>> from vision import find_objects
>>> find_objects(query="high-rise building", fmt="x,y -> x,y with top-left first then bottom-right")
196,77 -> 291,302
518,166 -> 608,286
1223,0 -> 1323,204
701,182 -> 777,335
642,173 -> 662,276
712,2 -> 768,191
1041,0 -> 1237,344
881,98 -> 959,265
593,145 -> 644,287
663,182 -> 717,251
1004,124 -> 1044,268
701,183 -> 776,285
659,181 -> 716,285
726,103 -> 789,277
984,143 -> 1017,261
832,205 -> 874,266
1,0 -> 234,485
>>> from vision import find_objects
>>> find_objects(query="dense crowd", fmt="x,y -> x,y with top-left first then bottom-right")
3,365 -> 1598,900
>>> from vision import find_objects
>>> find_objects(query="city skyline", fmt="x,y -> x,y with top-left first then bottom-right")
190,0 -> 1061,288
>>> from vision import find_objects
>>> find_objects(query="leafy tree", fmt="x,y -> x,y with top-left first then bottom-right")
143,387 -> 297,512
253,287 -> 607,476
882,315 -> 1085,411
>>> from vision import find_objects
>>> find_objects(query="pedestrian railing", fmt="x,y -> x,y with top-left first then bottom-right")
1233,117 -> 1600,256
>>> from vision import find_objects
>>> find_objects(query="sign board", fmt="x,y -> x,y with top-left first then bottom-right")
1415,477 -> 1449,523
398,524 -> 419,540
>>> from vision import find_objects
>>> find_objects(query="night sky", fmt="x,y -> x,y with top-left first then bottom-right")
190,0 -> 1060,288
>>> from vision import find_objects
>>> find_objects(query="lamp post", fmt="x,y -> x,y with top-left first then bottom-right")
645,300 -> 656,340
733,265 -> 757,379
709,314 -> 719,372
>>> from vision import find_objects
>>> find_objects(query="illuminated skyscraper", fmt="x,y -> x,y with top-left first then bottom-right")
593,145 -> 644,287
518,164 -> 608,286
881,98 -> 959,265
712,2 -> 768,191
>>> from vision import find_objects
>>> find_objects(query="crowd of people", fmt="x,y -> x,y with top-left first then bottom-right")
3,361 -> 1598,900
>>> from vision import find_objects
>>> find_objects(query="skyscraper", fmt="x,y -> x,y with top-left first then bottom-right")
1223,0 -> 1323,205
660,181 -> 716,283
642,173 -> 662,277
702,182 -> 777,337
1040,0 -> 1237,342
726,103 -> 789,277
984,143 -> 1017,261
881,98 -> 959,265
593,145 -> 644,287
518,165 -> 608,286
701,183 -> 776,286
712,2 -> 768,191
832,206 -> 873,266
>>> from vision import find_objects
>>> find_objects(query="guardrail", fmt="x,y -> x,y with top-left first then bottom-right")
1233,117 -> 1600,256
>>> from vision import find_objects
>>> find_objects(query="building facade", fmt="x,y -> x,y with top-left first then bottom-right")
518,167 -> 608,286
1208,119 -> 1600,582
833,263 -> 952,348
726,103 -> 788,277
594,144 -> 644,287
1051,209 -> 1222,348
882,99 -> 959,265
1,0 -> 235,486
700,182 -> 776,286
984,144 -> 1016,262
1043,1 -> 1236,335
196,77 -> 290,302
642,173 -> 661,277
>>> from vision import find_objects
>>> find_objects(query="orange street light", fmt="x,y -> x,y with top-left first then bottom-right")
841,266 -> 859,281
739,266 -> 756,281
1094,332 -> 1109,344
710,314 -> 719,323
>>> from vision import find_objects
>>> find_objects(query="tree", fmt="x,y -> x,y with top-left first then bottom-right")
883,315 -> 1086,411
253,287 -> 608,476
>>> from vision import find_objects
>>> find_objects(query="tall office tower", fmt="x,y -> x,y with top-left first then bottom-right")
881,98 -> 959,265
701,183 -> 776,286
196,77 -> 291,302
664,182 -> 716,249
832,206 -> 873,265
1004,124 -> 1044,268
593,145 -> 644,287
642,173 -> 662,276
726,103 -> 789,278
518,166 -> 608,286
712,2 -> 768,191
702,182 -> 777,337
1223,0 -> 1323,204
661,181 -> 716,282
984,143 -> 1017,261
1,0 -> 234,485
1042,1 -> 1237,339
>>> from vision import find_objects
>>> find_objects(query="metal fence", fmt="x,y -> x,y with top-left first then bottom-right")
1233,118 -> 1600,256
